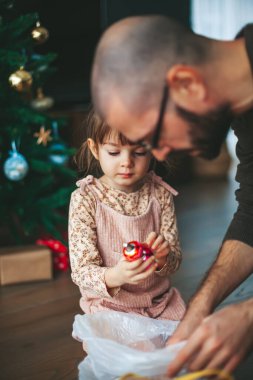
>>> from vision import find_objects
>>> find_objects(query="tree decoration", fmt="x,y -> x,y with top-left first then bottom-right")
34,126 -> 52,146
3,141 -> 29,181
49,121 -> 68,165
9,67 -> 33,92
31,87 -> 54,111
31,21 -> 49,44
123,241 -> 154,262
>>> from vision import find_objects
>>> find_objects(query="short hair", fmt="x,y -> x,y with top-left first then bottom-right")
92,15 -> 210,118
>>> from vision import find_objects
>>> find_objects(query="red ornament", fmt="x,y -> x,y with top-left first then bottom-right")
123,240 -> 154,262
36,238 -> 69,272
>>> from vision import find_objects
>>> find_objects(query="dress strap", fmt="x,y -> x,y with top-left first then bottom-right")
76,175 -> 100,198
149,171 -> 178,196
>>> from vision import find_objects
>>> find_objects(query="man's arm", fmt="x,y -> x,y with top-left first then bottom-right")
167,239 -> 253,375
201,240 -> 251,306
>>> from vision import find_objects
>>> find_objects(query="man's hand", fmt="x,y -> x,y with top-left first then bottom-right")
167,307 -> 206,345
167,299 -> 253,377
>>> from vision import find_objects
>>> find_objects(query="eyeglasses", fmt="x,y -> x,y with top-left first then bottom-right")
138,83 -> 169,151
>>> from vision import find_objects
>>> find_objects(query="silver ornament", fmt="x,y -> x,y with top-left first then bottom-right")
31,87 -> 54,111
4,151 -> 29,181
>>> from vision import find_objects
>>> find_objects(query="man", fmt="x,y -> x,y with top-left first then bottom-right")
91,15 -> 253,376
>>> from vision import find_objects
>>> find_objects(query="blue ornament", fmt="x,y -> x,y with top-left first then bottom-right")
49,142 -> 68,165
4,150 -> 29,181
48,121 -> 68,165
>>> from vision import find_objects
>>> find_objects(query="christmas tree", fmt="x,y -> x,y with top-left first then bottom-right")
0,0 -> 76,245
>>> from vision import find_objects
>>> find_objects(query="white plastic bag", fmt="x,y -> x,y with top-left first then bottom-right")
72,311 -> 186,379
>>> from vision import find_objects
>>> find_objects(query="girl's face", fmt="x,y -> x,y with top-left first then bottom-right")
88,132 -> 151,193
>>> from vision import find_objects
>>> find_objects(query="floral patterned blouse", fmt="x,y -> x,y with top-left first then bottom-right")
68,173 -> 182,297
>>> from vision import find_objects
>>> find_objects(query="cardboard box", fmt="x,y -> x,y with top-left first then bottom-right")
0,245 -> 53,285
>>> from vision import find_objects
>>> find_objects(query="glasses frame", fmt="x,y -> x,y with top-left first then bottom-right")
139,83 -> 169,151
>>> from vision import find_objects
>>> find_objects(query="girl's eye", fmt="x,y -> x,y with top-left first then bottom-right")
134,151 -> 148,156
108,151 -> 120,156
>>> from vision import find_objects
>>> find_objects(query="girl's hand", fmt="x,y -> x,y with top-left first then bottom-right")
145,231 -> 171,269
105,255 -> 157,288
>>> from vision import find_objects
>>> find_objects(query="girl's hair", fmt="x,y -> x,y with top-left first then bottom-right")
74,107 -> 141,177
74,106 -> 175,178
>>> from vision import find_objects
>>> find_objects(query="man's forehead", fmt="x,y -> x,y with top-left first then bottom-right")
106,95 -> 155,140
106,95 -> 135,128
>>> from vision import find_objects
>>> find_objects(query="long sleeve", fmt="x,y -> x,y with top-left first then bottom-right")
68,189 -> 116,298
224,110 -> 253,247
156,185 -> 182,275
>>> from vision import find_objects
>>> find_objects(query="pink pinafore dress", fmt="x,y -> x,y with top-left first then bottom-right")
78,174 -> 185,320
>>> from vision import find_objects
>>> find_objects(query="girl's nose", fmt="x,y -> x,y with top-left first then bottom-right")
121,153 -> 133,167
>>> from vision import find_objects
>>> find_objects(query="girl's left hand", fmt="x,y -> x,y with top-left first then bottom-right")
145,231 -> 170,269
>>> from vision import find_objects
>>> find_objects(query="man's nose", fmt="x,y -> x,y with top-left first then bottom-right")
151,146 -> 171,161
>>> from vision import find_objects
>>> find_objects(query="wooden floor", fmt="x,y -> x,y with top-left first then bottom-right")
0,177 -> 252,380
0,272 -> 82,380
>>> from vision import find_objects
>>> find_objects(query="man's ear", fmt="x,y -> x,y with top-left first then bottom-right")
87,138 -> 99,159
166,65 -> 207,103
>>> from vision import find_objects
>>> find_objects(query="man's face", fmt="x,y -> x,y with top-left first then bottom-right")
106,95 -> 196,161
106,94 -> 233,161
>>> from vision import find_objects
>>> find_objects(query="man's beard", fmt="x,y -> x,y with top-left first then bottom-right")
175,104 -> 234,159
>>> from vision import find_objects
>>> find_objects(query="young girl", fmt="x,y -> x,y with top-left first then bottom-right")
68,109 -> 185,320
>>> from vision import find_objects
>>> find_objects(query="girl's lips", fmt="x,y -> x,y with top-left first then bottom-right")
118,173 -> 133,178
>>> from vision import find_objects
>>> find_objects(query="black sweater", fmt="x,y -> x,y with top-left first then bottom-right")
224,24 -> 253,247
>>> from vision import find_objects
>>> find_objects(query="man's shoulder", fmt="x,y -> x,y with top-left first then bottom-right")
235,23 -> 253,39
231,109 -> 253,156
231,108 -> 253,131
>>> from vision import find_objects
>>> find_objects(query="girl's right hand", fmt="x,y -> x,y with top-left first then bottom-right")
105,256 -> 157,288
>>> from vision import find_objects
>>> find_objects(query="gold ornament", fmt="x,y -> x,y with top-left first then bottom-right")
9,67 -> 33,92
34,126 -> 52,146
31,21 -> 49,44
31,87 -> 54,110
